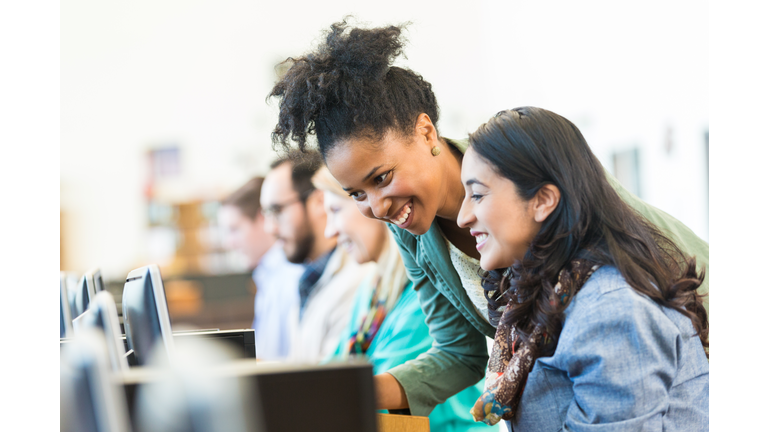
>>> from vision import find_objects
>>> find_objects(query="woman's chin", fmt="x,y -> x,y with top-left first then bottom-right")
402,217 -> 430,236
479,255 -> 506,272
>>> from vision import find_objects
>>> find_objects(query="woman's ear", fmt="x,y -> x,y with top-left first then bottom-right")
414,113 -> 438,148
532,184 -> 561,223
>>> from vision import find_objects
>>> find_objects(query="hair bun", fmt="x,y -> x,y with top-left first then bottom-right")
321,20 -> 406,80
269,19 -> 438,154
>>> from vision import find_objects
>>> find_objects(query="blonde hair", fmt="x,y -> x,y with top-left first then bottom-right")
311,165 -> 348,198
312,166 -> 408,311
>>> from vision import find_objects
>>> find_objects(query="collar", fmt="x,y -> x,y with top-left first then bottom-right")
444,137 -> 469,154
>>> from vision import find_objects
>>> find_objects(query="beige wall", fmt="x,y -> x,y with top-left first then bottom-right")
61,0 -> 708,280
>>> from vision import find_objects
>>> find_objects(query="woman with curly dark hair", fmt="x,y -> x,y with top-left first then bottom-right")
458,107 -> 708,429
269,20 -> 710,423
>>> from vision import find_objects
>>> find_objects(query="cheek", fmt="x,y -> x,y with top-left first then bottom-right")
389,178 -> 421,203
335,212 -> 352,236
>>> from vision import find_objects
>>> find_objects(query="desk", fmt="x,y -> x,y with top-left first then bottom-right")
378,413 -> 430,432
60,328 -> 256,360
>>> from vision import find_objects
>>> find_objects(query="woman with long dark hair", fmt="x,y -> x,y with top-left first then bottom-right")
458,107 -> 708,428
269,20 -> 710,420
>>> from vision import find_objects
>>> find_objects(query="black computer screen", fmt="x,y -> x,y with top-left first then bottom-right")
60,283 -> 72,338
122,269 -> 164,366
95,271 -> 105,293
74,276 -> 91,318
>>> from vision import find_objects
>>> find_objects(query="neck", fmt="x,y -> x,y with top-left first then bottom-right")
308,236 -> 337,262
433,138 -> 478,259
435,138 -> 466,222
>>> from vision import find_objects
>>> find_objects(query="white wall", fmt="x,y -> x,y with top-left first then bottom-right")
61,0 -> 708,280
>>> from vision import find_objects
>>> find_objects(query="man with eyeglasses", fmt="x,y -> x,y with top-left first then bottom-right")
219,176 -> 306,361
261,149 -> 373,363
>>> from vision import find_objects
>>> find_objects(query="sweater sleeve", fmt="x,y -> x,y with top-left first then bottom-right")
606,172 -> 709,314
385,226 -> 488,417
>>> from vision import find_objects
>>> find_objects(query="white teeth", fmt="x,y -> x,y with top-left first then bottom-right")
393,203 -> 412,225
475,234 -> 488,243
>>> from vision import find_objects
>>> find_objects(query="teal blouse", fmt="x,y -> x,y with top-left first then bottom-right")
386,138 -> 710,418
327,275 -> 493,431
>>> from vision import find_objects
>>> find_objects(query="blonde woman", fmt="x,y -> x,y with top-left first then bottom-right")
313,167 -> 492,431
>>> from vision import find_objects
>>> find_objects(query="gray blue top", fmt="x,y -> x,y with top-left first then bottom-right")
251,244 -> 305,360
511,266 -> 708,431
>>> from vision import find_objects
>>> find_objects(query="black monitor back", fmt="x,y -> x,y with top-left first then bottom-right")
73,291 -> 129,371
88,268 -> 105,293
60,329 -> 131,432
61,273 -> 74,338
73,275 -> 92,318
122,265 -> 174,366
122,361 -> 377,432
257,364 -> 377,432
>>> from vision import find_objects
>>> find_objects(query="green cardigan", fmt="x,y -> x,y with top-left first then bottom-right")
387,138 -> 710,417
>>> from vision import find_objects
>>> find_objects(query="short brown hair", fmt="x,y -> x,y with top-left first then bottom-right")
222,177 -> 265,219
269,149 -> 324,198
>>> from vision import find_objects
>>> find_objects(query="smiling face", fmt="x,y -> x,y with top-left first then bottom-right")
322,191 -> 389,264
457,146 -> 543,270
324,115 -> 465,236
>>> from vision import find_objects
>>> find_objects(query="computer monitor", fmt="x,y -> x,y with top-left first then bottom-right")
134,337 -> 264,432
60,328 -> 132,432
72,291 -> 129,372
72,273 -> 96,318
123,360 -> 377,432
122,264 -> 175,366
60,272 -> 74,338
86,268 -> 106,293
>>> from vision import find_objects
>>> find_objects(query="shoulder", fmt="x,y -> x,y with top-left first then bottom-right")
567,266 -> 652,312
564,266 -> 694,339
333,250 -> 376,288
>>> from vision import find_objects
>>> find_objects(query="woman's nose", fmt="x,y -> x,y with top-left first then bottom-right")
324,216 -> 340,239
368,191 -> 391,220
457,197 -> 475,229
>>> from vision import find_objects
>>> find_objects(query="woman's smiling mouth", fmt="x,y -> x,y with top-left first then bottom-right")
389,200 -> 413,228
471,230 -> 489,251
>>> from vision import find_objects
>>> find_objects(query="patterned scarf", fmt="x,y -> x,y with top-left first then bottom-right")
345,275 -> 389,355
343,239 -> 409,358
471,260 -> 600,425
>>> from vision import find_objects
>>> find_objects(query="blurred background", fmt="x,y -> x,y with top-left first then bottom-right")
60,0 -> 708,328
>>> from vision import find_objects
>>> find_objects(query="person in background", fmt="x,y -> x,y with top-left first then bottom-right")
458,107 -> 708,429
260,150 -> 372,363
219,177 -> 305,361
268,21 -> 710,417
313,166 -> 492,431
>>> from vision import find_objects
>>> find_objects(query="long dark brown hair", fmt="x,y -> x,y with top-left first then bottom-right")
472,107 -> 708,358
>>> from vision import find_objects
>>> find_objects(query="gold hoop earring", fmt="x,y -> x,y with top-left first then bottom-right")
431,146 -> 441,156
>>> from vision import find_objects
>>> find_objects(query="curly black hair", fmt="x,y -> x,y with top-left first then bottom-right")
268,19 -> 440,158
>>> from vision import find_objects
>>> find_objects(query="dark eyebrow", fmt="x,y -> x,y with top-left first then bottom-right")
465,178 -> 488,187
341,165 -> 386,192
362,165 -> 385,183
